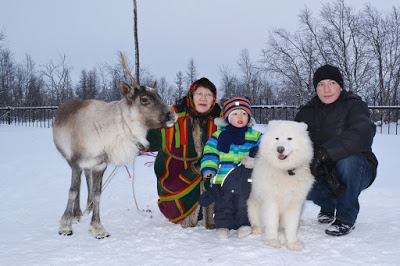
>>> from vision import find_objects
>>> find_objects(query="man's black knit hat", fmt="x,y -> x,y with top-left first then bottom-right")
313,64 -> 344,90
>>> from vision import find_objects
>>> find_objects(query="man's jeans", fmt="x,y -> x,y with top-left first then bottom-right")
307,153 -> 373,225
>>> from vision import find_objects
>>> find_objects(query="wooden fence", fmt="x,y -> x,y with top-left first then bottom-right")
1,105 -> 399,135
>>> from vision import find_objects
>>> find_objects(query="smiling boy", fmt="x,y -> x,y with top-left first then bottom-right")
200,97 -> 262,239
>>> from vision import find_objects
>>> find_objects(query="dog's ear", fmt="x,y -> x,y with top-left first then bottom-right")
298,121 -> 308,131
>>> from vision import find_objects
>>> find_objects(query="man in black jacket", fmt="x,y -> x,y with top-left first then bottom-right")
295,64 -> 378,236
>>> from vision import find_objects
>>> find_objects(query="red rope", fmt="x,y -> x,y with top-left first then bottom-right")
124,165 -> 132,178
139,151 -> 157,167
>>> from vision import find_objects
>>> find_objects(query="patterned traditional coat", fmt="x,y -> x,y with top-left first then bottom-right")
146,102 -> 219,223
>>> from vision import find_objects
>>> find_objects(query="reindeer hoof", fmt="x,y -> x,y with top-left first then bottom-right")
59,230 -> 73,236
95,233 -> 110,239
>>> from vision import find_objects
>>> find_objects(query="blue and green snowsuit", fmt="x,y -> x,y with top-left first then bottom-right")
200,118 -> 261,229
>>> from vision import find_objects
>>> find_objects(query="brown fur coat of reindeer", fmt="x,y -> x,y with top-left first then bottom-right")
53,80 -> 177,239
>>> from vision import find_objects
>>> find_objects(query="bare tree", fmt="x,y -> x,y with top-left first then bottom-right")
185,58 -> 197,88
261,26 -> 316,104
156,76 -> 174,105
99,55 -> 133,101
218,64 -> 239,99
175,71 -> 185,100
0,48 -> 14,106
138,66 -> 156,87
0,28 -> 5,49
21,55 -> 44,106
318,0 -> 370,94
25,75 -> 44,106
105,63 -> 125,101
76,68 -> 98,100
41,54 -> 73,105
13,64 -> 26,106
237,49 -> 262,101
362,5 -> 400,105
261,0 -> 382,105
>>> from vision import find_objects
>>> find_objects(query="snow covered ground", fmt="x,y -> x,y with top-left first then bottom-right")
0,124 -> 399,265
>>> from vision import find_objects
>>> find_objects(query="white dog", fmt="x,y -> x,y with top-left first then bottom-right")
247,120 -> 314,251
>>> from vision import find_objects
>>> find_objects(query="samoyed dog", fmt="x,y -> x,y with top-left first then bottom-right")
247,120 -> 314,251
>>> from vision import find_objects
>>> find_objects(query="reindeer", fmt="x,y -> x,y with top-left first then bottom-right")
53,73 -> 177,238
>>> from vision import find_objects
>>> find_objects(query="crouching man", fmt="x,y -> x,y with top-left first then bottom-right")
295,64 -> 378,236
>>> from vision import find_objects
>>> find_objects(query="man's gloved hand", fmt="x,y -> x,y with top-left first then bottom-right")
311,147 -> 346,196
323,166 -> 347,196
311,148 -> 331,177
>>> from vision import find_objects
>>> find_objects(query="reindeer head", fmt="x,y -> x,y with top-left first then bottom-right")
120,81 -> 177,129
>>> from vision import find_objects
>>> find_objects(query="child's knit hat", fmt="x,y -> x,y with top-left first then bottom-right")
223,97 -> 252,122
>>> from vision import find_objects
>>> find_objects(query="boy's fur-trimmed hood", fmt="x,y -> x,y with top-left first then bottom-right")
214,117 -> 256,127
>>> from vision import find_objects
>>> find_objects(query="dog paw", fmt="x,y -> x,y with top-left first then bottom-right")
216,228 -> 230,240
265,239 -> 281,248
285,240 -> 304,251
237,226 -> 252,239
251,226 -> 262,235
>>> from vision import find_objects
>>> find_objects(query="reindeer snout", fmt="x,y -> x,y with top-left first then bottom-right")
164,111 -> 178,127
277,146 -> 285,154
168,112 -> 178,123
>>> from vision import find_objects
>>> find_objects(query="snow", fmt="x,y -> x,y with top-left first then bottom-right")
0,124 -> 399,265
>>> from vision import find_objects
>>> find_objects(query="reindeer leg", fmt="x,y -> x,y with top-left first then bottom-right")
88,164 -> 109,239
72,170 -> 83,222
83,169 -> 93,214
59,164 -> 82,236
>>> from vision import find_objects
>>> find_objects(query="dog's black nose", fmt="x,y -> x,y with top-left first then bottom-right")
277,146 -> 285,153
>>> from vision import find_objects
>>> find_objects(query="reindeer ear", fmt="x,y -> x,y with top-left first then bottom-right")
120,81 -> 134,98
153,81 -> 157,89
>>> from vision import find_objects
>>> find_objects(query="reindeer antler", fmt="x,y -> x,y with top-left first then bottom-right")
120,52 -> 140,88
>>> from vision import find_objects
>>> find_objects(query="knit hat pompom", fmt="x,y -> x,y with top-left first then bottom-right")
313,64 -> 344,90
223,97 -> 252,122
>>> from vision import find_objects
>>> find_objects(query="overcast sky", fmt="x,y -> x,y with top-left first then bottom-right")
0,0 -> 398,89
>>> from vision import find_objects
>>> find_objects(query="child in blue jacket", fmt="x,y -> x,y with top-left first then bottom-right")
200,97 -> 261,239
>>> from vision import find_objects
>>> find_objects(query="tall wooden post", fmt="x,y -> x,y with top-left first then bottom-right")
133,0 -> 140,84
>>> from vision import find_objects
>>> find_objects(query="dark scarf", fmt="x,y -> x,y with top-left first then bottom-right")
217,124 -> 248,153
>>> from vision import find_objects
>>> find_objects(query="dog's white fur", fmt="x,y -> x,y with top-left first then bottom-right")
247,120 -> 314,251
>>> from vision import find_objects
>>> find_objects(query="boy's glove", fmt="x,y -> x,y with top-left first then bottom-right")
199,186 -> 219,206
311,148 -> 331,177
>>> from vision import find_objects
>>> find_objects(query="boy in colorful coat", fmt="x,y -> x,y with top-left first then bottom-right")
200,97 -> 262,239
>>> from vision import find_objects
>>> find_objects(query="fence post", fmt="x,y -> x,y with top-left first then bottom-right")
7,106 -> 11,125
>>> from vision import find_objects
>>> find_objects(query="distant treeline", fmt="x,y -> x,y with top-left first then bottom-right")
0,0 -> 399,107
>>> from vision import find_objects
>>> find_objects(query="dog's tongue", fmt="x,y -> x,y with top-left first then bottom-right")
278,154 -> 286,160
